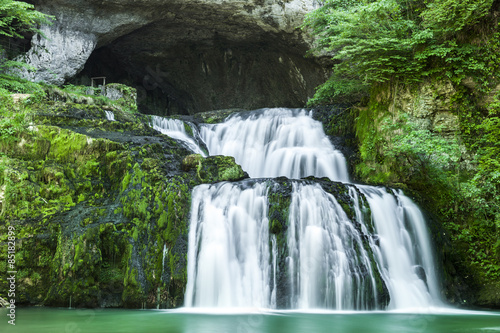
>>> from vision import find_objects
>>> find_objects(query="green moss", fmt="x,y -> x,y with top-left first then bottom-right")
218,165 -> 245,181
205,117 -> 216,124
0,80 -> 248,308
181,154 -> 203,172
121,172 -> 132,192
183,122 -> 194,137
158,211 -> 168,229
267,181 -> 292,239
204,156 -> 247,182
354,95 -> 393,183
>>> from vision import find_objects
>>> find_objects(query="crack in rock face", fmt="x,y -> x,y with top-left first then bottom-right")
20,0 -> 329,114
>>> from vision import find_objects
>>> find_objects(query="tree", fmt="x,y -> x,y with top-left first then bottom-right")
0,0 -> 52,39
0,0 -> 53,73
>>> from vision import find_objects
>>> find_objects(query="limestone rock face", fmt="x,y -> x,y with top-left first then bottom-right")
16,25 -> 97,85
21,0 -> 328,114
394,80 -> 459,133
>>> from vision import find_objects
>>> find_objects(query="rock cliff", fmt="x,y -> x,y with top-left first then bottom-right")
19,0 -> 328,114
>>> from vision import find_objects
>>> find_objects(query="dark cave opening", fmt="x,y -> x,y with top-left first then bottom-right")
72,32 -> 328,116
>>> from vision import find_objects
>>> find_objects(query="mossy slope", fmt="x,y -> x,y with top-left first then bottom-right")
0,85 -> 247,308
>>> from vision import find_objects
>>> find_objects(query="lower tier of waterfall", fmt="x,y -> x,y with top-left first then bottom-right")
184,179 -> 442,310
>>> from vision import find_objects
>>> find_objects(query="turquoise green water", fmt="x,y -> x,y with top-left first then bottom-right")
1,308 -> 499,333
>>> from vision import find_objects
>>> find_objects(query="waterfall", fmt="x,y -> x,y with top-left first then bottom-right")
357,186 -> 442,309
161,245 -> 168,282
200,108 -> 349,181
287,183 -> 379,310
184,108 -> 442,311
150,116 -> 206,156
185,182 -> 272,308
104,110 -> 115,121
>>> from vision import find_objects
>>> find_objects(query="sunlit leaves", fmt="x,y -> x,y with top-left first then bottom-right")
0,0 -> 53,39
303,0 -> 498,104
420,0 -> 495,36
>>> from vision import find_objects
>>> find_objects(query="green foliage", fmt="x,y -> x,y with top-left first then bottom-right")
380,113 -> 462,182
0,93 -> 28,144
0,0 -> 53,39
462,94 -> 500,221
0,74 -> 45,94
420,0 -> 494,35
307,75 -> 369,106
0,1 -> 54,73
354,101 -> 463,186
303,0 -> 499,104
61,83 -> 98,96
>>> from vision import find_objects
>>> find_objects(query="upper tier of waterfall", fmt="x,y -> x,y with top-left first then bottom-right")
200,108 -> 350,182
150,115 -> 207,156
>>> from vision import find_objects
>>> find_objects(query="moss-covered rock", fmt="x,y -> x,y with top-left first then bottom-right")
0,83 -> 205,309
182,154 -> 248,183
267,178 -> 293,308
312,105 -> 360,175
192,108 -> 246,124
181,154 -> 203,172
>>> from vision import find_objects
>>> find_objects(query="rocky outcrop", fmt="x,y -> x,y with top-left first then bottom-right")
15,25 -> 97,85
19,0 -> 329,114
380,80 -> 460,134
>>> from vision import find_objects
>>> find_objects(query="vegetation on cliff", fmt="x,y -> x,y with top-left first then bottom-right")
0,0 -> 51,38
303,0 -> 499,103
305,0 -> 500,306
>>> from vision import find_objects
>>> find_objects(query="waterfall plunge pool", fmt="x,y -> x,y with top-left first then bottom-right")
1,307 -> 499,333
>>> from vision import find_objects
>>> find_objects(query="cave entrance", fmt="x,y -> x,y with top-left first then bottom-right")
74,35 -> 327,116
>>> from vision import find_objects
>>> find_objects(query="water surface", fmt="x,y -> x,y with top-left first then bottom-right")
1,308 -> 499,333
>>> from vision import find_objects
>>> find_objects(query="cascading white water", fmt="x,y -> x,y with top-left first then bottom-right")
270,235 -> 278,309
150,116 -> 206,156
104,110 -> 115,121
200,108 -> 349,181
185,182 -> 273,308
287,183 -> 379,310
184,107 -> 442,311
356,186 -> 442,309
161,245 -> 168,282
